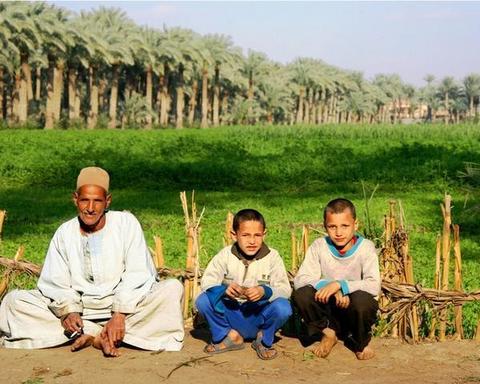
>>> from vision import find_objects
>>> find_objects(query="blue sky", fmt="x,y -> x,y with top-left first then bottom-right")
52,1 -> 480,86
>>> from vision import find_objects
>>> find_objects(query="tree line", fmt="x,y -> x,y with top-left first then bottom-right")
1,2 -> 480,129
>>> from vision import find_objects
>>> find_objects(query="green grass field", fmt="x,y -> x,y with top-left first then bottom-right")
1,124 -> 479,336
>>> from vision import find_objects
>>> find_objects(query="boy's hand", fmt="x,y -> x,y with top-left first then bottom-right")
244,286 -> 265,302
315,281 -> 341,304
225,282 -> 245,299
334,291 -> 350,309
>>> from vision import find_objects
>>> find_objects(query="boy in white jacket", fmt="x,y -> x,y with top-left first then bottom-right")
293,198 -> 380,360
196,209 -> 292,360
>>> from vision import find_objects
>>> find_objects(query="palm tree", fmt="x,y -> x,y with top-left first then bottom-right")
200,34 -> 241,127
240,50 -> 271,124
0,2 -> 42,124
438,76 -> 457,124
463,73 -> 480,119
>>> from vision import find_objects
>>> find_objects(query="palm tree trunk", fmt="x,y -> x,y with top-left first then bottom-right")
145,65 -> 153,129
444,92 -> 449,124
212,65 -> 220,127
175,65 -> 185,129
35,66 -> 41,101
220,90 -> 228,125
159,63 -> 169,127
45,58 -> 55,129
98,79 -> 107,111
304,87 -> 311,124
87,65 -> 98,129
68,67 -> 77,120
53,60 -> 64,123
10,72 -> 20,125
108,65 -> 119,129
296,86 -> 305,124
247,74 -> 254,123
469,97 -> 474,118
0,68 -> 4,121
18,54 -> 30,123
188,80 -> 198,126
201,63 -> 209,128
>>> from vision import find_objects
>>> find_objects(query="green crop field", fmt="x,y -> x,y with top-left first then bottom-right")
1,124 -> 479,336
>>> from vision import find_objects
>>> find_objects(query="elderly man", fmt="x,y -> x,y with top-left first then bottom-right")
0,167 -> 184,356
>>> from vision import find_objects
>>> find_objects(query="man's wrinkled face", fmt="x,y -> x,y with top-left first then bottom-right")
73,185 -> 111,232
231,220 -> 266,256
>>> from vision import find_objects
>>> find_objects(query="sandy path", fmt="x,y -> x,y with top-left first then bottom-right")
1,330 -> 479,384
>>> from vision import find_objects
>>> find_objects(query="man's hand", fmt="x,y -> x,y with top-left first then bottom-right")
101,312 -> 126,349
61,312 -> 83,334
314,281 -> 341,304
244,286 -> 265,302
225,282 -> 245,300
334,291 -> 350,309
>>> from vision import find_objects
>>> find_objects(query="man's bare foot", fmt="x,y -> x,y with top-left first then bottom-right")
204,329 -> 244,353
71,334 -> 94,352
312,328 -> 337,358
355,346 -> 375,360
92,334 -> 121,357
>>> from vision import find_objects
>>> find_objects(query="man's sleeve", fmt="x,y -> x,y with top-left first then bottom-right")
112,213 -> 156,314
37,229 -> 83,318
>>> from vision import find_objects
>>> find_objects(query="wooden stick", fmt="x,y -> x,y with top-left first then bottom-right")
291,232 -> 298,272
439,194 -> 452,341
301,225 -> 309,262
223,211 -> 234,247
399,229 -> 418,342
453,224 -> 464,339
429,235 -> 442,339
0,210 -> 5,240
154,235 -> 164,269
192,207 -> 205,303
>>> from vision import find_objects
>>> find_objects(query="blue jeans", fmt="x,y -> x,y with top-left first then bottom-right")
196,292 -> 292,347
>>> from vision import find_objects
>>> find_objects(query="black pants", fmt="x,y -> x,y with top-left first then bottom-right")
292,285 -> 378,352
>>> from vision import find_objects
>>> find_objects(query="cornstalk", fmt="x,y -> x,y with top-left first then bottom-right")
0,210 -> 5,240
223,211 -> 234,247
180,191 -> 205,319
291,232 -> 298,272
154,235 -> 164,269
400,229 -> 418,342
439,194 -> 451,341
453,224 -> 464,339
429,236 -> 442,339
0,245 -> 25,299
301,225 -> 309,263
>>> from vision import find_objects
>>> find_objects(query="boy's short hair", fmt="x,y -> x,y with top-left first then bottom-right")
323,198 -> 356,221
232,209 -> 266,232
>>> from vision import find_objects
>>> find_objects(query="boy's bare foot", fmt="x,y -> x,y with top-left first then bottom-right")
204,329 -> 244,354
71,334 -> 94,352
355,345 -> 375,360
312,328 -> 337,358
93,334 -> 121,357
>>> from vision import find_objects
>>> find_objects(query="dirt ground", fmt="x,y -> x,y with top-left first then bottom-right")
1,328 -> 479,384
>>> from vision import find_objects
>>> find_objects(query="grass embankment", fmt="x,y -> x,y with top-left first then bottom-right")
0,124 -> 479,336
